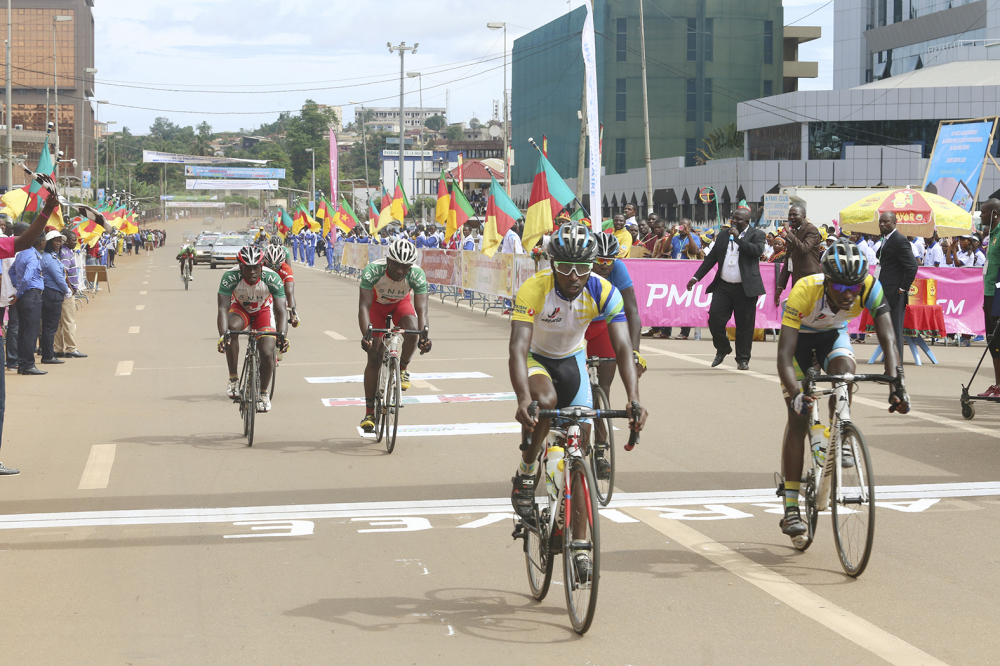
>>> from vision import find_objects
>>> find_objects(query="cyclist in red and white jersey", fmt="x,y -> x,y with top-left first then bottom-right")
264,244 -> 300,328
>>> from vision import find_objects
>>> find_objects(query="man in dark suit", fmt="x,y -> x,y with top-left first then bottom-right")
875,211 -> 918,358
686,206 -> 766,370
774,204 -> 823,305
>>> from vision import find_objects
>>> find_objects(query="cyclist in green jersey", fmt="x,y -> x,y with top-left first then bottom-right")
177,244 -> 195,280
358,239 -> 433,432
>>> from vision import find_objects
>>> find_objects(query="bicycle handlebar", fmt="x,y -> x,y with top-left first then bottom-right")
366,323 -> 429,337
519,401 -> 641,452
804,366 -> 909,413
226,330 -> 281,338
586,356 -> 617,367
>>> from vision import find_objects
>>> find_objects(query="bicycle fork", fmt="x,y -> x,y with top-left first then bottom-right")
815,384 -> 852,512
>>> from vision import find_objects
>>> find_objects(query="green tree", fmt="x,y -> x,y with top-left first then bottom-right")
446,125 -> 464,142
695,124 -> 744,165
197,121 -> 213,138
424,114 -> 446,132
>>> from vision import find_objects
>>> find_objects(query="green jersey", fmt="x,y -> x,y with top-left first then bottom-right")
360,258 -> 428,304
985,232 -> 1000,297
218,267 -> 285,313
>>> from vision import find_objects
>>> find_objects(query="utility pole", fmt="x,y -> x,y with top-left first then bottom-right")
5,0 -> 11,193
388,41 -> 417,207
349,101 -> 370,191
406,71 -> 424,222
639,0 -> 653,218
488,23 -> 509,194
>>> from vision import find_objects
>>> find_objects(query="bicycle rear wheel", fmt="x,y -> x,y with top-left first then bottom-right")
831,423 -> 875,576
385,357 -> 401,454
239,350 -> 252,436
590,385 -> 615,506
268,358 -> 277,400
245,353 -> 258,448
524,467 -> 553,601
564,457 -> 600,634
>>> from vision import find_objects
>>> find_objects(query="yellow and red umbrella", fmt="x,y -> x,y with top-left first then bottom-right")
839,188 -> 973,237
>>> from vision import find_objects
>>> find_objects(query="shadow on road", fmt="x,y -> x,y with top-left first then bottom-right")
286,587 -> 577,642
113,432 -> 389,455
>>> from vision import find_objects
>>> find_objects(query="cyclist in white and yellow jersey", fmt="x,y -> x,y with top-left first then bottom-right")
777,238 -> 908,538
509,223 -> 647,577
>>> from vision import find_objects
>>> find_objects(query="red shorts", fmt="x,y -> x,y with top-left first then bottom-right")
585,319 -> 616,358
229,300 -> 275,332
369,294 -> 416,338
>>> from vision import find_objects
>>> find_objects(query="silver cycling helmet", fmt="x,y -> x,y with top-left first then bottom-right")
387,238 -> 417,265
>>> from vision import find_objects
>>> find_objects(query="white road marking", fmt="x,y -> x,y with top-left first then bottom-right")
142,281 -> 148,284
135,305 -> 145,310
457,513 -> 513,529
599,508 -> 641,523
139,290 -> 147,295
323,330 -> 347,340
115,361 -> 133,376
646,346 -> 1000,442
623,507 -> 949,666
409,379 -> 441,391
0,481 -> 985,530
307,371 -> 491,384
128,326 -> 140,334
356,422 -> 522,438
323,392 -> 515,407
77,445 -> 116,490
223,520 -> 314,539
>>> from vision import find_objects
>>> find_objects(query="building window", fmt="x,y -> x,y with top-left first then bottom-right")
747,123 -> 801,161
704,78 -> 712,122
686,79 -> 696,122
687,19 -> 696,61
616,18 -> 627,62
705,18 -> 713,62
764,20 -> 773,64
616,78 -> 626,121
616,138 -> 626,174
763,80 -> 773,97
685,138 -> 696,167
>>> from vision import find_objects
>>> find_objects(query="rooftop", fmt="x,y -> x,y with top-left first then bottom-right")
857,59 -> 1000,89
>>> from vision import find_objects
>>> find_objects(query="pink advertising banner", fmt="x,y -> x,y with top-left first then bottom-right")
623,259 -> 987,335
329,129 -> 338,206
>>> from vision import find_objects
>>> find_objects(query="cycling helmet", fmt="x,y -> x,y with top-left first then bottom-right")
548,221 -> 597,263
821,238 -> 868,286
237,245 -> 263,267
264,245 -> 285,268
594,232 -> 620,259
269,235 -> 283,246
387,238 -> 417,265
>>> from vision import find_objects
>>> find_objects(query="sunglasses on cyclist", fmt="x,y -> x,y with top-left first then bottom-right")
553,261 -> 593,277
829,282 -> 864,295
594,257 -> 616,266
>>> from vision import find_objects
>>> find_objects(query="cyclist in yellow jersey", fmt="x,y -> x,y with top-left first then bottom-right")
509,223 -> 647,579
777,238 -> 909,538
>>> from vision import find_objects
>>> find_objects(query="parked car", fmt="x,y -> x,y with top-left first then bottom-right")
210,235 -> 246,269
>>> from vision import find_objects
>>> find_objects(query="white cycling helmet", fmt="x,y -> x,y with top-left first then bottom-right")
387,238 -> 417,265
263,245 -> 285,268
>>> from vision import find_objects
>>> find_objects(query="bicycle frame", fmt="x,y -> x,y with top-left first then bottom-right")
542,423 -> 590,538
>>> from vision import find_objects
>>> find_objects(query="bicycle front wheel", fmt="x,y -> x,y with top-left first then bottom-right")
385,357 -> 401,454
564,457 -> 601,634
793,468 -> 819,552
269,358 -> 277,400
831,423 -> 875,576
591,385 -> 615,506
245,353 -> 258,448
524,467 -> 553,601
373,366 -> 386,443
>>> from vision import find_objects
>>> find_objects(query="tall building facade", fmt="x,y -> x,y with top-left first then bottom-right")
835,0 -> 1000,89
0,0 -> 95,190
511,0 -> 816,201
366,106 -> 446,133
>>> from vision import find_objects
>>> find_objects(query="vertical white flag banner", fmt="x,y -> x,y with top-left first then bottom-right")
582,1 -> 601,218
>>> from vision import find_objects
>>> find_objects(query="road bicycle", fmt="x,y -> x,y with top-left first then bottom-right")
781,366 -> 907,577
365,316 -> 428,454
512,402 -> 640,634
586,356 -> 620,506
181,259 -> 193,290
226,329 -> 279,448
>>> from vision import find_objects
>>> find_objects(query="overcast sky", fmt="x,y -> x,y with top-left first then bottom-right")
93,0 -> 834,135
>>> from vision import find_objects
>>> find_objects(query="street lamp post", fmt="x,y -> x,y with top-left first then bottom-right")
95,100 -> 108,200
487,22 -> 508,194
388,42 -> 417,206
5,0 -> 12,193
305,147 -> 315,213
52,15 -> 71,182
348,100 -> 370,193
104,120 -> 116,193
406,71 -> 424,224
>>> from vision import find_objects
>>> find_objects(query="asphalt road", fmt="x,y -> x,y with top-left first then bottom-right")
2,218 -> 998,665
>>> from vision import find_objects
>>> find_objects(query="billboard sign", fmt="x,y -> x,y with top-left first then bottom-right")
763,193 -> 790,221
185,179 -> 279,191
184,166 -> 286,179
922,120 -> 997,212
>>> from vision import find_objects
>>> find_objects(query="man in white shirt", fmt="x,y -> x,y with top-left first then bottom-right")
923,233 -> 946,267
850,231 -> 878,266
909,236 -> 925,263
500,221 -> 524,255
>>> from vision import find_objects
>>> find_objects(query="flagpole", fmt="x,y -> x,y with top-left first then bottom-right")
527,137 -> 591,219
